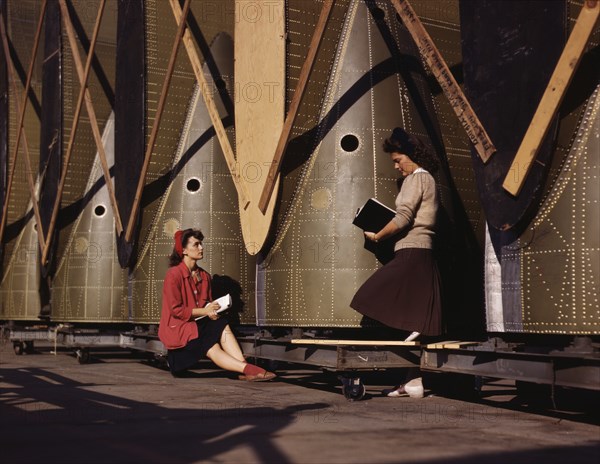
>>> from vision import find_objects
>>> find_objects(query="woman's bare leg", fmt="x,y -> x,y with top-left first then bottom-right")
206,344 -> 246,373
220,324 -> 245,362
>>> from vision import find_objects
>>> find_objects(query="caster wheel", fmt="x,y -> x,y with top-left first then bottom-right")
23,341 -> 35,354
13,342 -> 24,355
76,349 -> 91,364
340,376 -> 366,401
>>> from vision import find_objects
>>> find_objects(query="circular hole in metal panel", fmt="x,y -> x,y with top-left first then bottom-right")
94,205 -> 106,217
341,134 -> 360,152
186,178 -> 202,193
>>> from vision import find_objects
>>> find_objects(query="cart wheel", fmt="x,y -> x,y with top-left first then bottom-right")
23,341 -> 35,354
340,376 -> 366,401
76,348 -> 91,364
13,342 -> 24,355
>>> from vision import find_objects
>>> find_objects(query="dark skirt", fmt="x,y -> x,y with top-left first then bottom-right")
350,248 -> 442,336
167,317 -> 229,373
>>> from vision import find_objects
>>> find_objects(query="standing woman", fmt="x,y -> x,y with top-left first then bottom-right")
159,228 -> 276,381
351,127 -> 442,343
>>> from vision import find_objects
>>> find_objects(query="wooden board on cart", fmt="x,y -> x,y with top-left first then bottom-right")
425,341 -> 480,349
291,339 -> 420,346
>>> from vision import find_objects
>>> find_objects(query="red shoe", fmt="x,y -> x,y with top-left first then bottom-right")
242,371 -> 277,382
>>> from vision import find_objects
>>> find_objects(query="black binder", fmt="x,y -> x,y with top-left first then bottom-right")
353,198 -> 397,264
352,198 -> 396,231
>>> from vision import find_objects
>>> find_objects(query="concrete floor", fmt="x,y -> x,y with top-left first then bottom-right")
1,342 -> 598,464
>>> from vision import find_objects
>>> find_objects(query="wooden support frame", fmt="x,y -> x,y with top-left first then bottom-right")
391,0 -> 496,162
0,3 -> 47,250
124,0 -> 192,243
258,0 -> 335,214
168,0 -> 250,210
41,0 -> 107,265
502,0 -> 600,196
57,0 -> 123,246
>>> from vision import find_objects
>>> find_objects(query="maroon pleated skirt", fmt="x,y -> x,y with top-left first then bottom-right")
350,248 -> 442,336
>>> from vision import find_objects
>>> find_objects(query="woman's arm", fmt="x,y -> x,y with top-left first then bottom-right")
365,175 -> 423,243
191,302 -> 221,319
163,274 -> 192,321
365,220 -> 400,242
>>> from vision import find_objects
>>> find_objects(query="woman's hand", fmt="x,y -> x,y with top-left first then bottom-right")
364,231 -> 378,242
203,301 -> 221,320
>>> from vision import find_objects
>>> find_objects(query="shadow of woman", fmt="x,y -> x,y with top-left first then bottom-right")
0,367 -> 330,463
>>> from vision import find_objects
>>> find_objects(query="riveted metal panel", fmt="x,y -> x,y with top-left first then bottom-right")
0,0 -> 44,321
51,113 -> 129,323
259,0 -> 481,328
131,33 -> 256,325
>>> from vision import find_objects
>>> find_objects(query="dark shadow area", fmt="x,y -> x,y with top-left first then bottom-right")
560,44 -> 600,117
114,0 -> 145,268
0,366 -> 329,464
185,13 -> 234,118
427,374 -> 600,427
211,274 -> 245,327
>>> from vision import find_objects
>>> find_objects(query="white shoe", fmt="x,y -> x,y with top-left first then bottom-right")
383,384 -> 408,397
404,331 -> 420,342
404,377 -> 424,398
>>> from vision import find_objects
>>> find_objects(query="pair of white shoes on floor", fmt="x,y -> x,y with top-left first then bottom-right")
383,377 -> 424,398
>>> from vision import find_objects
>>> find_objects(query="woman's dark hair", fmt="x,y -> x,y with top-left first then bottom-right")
169,228 -> 205,267
382,127 -> 439,174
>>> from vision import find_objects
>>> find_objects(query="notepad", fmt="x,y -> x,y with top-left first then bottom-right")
194,294 -> 232,320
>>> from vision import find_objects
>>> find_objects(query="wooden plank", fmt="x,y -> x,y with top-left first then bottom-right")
502,1 -> 600,196
291,339 -> 420,346
440,341 -> 480,349
0,9 -> 46,250
390,0 -> 495,162
235,0 -> 286,254
0,3 -> 47,246
258,0 -> 335,214
425,340 -> 460,349
42,0 -> 106,265
124,0 -> 191,243
168,0 -> 250,210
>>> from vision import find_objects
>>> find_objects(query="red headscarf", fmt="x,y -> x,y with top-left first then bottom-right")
174,230 -> 184,258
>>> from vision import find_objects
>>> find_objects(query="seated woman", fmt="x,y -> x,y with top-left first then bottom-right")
158,228 -> 275,381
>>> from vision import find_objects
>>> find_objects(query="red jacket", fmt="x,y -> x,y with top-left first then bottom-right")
158,262 -> 212,349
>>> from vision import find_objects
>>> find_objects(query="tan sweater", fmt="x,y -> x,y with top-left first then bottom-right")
392,169 -> 438,251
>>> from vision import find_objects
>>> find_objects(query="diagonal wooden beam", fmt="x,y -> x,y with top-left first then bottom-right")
58,0 -> 123,238
125,0 -> 192,243
41,0 -> 106,265
168,0 -> 250,210
258,0 -> 335,214
0,1 -> 47,246
0,8 -> 47,250
390,0 -> 496,163
503,0 -> 600,196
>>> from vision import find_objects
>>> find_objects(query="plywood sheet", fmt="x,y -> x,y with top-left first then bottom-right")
234,0 -> 285,253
